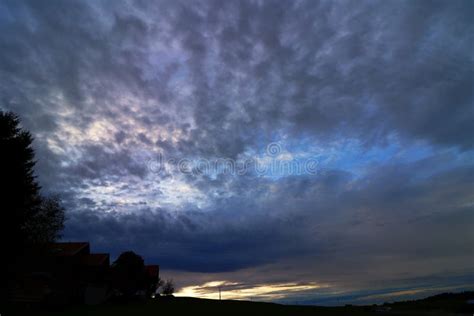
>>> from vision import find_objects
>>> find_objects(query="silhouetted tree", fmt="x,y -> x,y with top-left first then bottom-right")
146,275 -> 163,298
23,196 -> 65,244
161,279 -> 175,296
111,251 -> 147,298
154,277 -> 165,296
0,111 -> 65,244
0,111 -> 65,300
1,111 -> 41,247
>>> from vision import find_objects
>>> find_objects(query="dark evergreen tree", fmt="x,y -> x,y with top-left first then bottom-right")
0,111 -> 65,300
0,111 -> 42,247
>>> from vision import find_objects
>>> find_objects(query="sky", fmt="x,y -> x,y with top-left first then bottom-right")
1,0 -> 473,305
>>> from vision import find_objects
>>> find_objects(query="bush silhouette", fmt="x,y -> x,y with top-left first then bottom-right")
162,279 -> 175,296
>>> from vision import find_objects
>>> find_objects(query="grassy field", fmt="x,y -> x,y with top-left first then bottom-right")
5,293 -> 474,316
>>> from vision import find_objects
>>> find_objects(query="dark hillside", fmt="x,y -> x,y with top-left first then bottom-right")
5,292 -> 474,316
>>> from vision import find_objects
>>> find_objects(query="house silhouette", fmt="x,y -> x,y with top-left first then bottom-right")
9,242 -> 159,306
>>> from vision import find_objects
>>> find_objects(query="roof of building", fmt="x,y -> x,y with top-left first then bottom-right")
47,242 -> 90,256
80,253 -> 110,266
145,265 -> 159,277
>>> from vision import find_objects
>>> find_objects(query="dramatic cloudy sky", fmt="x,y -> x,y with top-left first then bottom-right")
1,0 -> 473,305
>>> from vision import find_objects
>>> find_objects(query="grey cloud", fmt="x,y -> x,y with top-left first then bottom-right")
64,160 -> 474,273
2,0 -> 472,158
1,0 -> 473,303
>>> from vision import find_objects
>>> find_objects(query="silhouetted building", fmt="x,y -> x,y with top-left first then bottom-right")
9,242 -> 160,306
145,265 -> 160,297
145,265 -> 159,281
9,242 -> 111,305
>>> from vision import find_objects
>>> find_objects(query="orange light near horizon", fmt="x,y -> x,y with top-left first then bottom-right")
175,280 -> 325,301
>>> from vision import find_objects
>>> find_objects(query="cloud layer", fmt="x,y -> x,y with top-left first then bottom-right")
1,0 -> 473,304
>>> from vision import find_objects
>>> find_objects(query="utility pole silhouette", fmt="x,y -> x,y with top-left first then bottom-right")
218,286 -> 221,300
